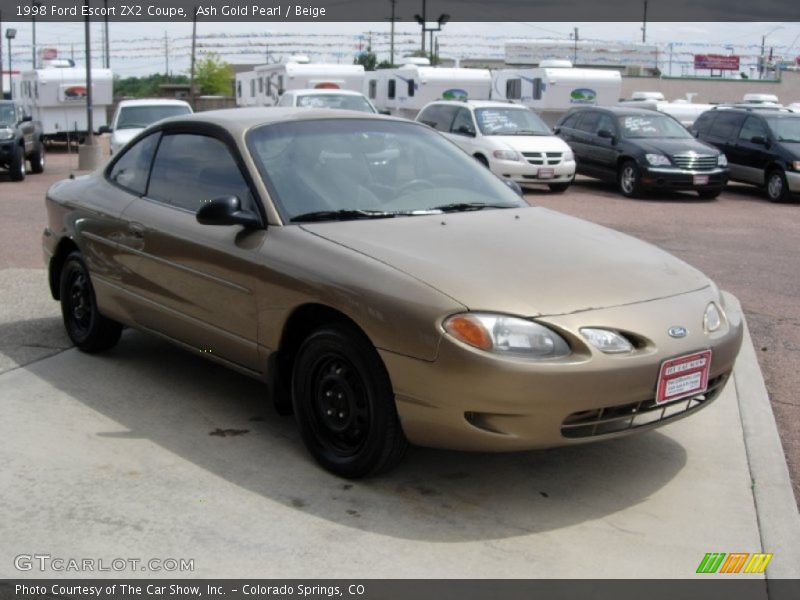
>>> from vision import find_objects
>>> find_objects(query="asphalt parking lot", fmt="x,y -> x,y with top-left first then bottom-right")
0,149 -> 798,578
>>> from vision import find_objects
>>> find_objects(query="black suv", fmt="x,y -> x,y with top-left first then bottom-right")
0,100 -> 45,182
691,107 -> 800,202
555,107 -> 728,199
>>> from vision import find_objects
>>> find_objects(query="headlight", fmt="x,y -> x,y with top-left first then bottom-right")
563,149 -> 574,162
718,154 -> 728,167
792,160 -> 800,171
704,302 -> 723,333
443,313 -> 570,359
492,149 -> 521,161
0,128 -> 14,141
645,153 -> 671,166
580,328 -> 633,354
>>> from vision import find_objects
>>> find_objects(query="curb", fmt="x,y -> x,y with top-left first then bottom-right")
727,292 -> 800,582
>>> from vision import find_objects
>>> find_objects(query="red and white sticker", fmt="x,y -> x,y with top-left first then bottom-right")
656,350 -> 712,405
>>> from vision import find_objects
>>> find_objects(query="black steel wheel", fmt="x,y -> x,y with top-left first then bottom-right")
59,251 -> 122,353
292,323 -> 407,478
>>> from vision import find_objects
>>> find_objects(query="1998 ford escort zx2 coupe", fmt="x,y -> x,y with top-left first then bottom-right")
43,108 -> 743,478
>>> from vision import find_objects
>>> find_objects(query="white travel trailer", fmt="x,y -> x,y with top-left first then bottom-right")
491,61 -> 622,125
366,59 -> 491,119
17,60 -> 112,141
246,56 -> 365,107
235,71 -> 259,107
619,92 -> 714,128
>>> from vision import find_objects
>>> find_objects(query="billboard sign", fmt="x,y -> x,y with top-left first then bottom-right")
694,54 -> 740,70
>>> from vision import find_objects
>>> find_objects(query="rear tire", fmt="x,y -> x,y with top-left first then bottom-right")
59,252 -> 122,353
29,143 -> 45,174
10,145 -> 26,181
292,323 -> 407,478
618,160 -> 642,198
766,169 -> 790,203
548,182 -> 570,193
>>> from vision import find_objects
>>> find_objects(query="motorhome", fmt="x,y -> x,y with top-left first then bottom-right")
491,61 -> 622,125
17,59 -> 112,142
367,58 -> 492,119
240,56 -> 365,107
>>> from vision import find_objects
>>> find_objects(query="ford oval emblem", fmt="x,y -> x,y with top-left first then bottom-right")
668,326 -> 688,338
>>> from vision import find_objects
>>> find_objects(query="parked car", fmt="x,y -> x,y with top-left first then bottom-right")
101,99 -> 193,155
691,106 -> 800,202
276,89 -> 380,114
44,108 -> 743,478
416,100 -> 576,192
554,107 -> 729,199
0,100 -> 45,181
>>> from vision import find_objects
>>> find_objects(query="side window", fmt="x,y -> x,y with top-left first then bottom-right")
250,79 -> 255,97
738,116 -> 768,142
368,79 -> 377,99
388,79 -> 396,100
506,79 -> 522,100
407,79 -> 415,98
258,77 -> 264,93
147,134 -> 254,214
708,112 -> 745,140
417,106 -> 441,129
451,108 -> 476,135
278,75 -> 284,95
107,132 -> 160,195
596,114 -> 616,135
558,112 -> 580,129
576,111 -> 600,133
692,112 -> 715,136
266,78 -> 272,96
532,78 -> 543,101
237,81 -> 241,98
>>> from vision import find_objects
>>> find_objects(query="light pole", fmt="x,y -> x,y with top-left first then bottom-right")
759,26 -> 784,80
414,11 -> 449,64
5,28 -> 16,99
385,0 -> 399,67
32,2 -> 42,68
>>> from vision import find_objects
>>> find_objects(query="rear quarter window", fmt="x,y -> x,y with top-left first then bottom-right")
707,111 -> 745,140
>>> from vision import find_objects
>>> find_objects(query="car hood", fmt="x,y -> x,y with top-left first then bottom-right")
489,135 -> 571,153
111,128 -> 142,147
630,137 -> 720,157
300,207 -> 710,316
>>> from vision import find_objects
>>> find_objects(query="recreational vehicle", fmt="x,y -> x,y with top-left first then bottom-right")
241,56 -> 365,107
17,60 -> 112,142
619,92 -> 714,127
491,61 -> 622,126
367,59 -> 492,119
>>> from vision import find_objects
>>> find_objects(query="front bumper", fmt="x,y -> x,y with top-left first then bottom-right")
640,166 -> 729,191
383,288 -> 743,452
493,158 -> 577,186
786,170 -> 800,193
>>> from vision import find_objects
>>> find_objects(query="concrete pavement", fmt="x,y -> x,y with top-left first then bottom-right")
0,268 -> 798,579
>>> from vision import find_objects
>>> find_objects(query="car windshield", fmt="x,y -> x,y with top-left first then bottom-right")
296,94 -> 376,113
0,105 -> 15,126
475,107 -> 551,136
618,114 -> 692,139
117,105 -> 191,129
765,117 -> 800,143
247,118 -> 525,222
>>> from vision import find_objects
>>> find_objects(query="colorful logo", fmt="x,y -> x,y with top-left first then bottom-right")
696,552 -> 773,574
569,88 -> 597,104
442,88 -> 468,101
62,85 -> 87,101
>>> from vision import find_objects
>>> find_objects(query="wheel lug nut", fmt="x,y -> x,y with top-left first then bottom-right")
326,391 -> 332,397
337,393 -> 343,399
327,409 -> 333,416
339,412 -> 345,418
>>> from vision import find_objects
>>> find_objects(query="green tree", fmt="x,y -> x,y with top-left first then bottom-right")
355,48 -> 378,71
194,53 -> 233,95
114,73 -> 189,98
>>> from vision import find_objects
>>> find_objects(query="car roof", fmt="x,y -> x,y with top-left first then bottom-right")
286,89 -> 368,97
708,105 -> 799,117
118,98 -> 192,108
423,100 -> 529,110
578,106 -> 666,117
155,107 -> 405,137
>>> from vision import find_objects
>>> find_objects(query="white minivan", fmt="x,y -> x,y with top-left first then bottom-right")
103,99 -> 193,155
416,100 -> 576,192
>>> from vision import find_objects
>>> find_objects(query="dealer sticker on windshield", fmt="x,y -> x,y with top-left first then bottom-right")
538,168 -> 555,179
655,350 -> 712,405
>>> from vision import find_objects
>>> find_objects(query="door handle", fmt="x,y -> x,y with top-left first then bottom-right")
128,223 -> 145,238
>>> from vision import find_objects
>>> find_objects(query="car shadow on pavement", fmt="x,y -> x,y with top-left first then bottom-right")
548,179 -> 721,203
18,326 -> 688,543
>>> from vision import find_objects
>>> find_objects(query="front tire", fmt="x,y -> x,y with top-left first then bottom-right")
292,323 -> 407,478
618,160 -> 642,198
29,143 -> 45,174
10,145 -> 26,181
766,169 -> 790,203
59,252 -> 122,353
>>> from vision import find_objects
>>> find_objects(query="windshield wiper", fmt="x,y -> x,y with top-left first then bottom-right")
428,202 -> 519,213
291,209 -> 397,223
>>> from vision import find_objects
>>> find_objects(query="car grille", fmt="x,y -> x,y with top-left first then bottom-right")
671,153 -> 718,171
560,373 -> 728,439
522,151 -> 562,166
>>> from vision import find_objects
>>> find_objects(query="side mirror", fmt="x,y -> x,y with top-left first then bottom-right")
502,178 -> 524,197
553,126 -> 561,134
196,196 -> 261,228
455,125 -> 476,137
750,135 -> 770,147
21,115 -> 33,122
597,128 -> 613,139
98,125 -> 112,134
